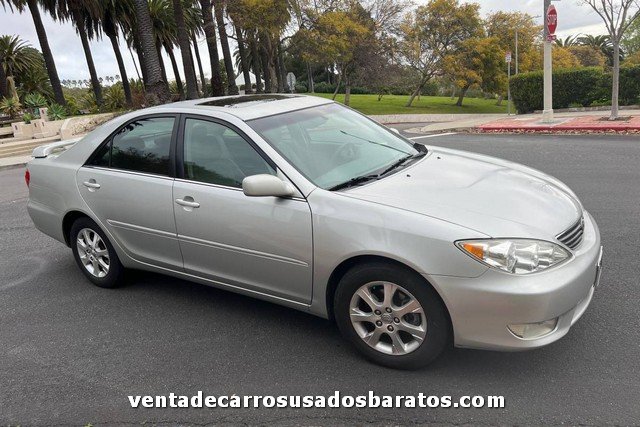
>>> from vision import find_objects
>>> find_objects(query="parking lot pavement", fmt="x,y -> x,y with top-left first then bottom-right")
1,133 -> 639,425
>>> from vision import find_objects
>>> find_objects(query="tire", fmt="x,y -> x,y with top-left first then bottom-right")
70,217 -> 125,289
334,262 -> 450,369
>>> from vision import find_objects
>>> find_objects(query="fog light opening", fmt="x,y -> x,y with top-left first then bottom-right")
508,318 -> 559,339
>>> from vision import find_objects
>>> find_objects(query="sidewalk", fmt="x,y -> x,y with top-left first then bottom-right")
405,109 -> 640,134
477,109 -> 640,133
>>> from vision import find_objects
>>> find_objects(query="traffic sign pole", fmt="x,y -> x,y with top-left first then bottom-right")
542,0 -> 557,123
506,51 -> 512,116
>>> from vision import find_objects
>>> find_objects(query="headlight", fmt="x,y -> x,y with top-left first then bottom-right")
456,239 -> 571,274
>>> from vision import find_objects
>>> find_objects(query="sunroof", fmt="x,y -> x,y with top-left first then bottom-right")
198,94 -> 301,108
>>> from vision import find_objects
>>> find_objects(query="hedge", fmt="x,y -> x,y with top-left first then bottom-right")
510,65 -> 640,113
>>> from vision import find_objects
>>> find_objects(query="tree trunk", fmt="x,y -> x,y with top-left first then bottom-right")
259,38 -> 272,93
156,41 -> 169,88
610,41 -> 620,120
129,48 -> 142,81
213,0 -> 239,95
249,32 -> 263,93
133,0 -> 171,104
133,35 -> 149,83
456,84 -> 470,107
344,75 -> 351,106
332,71 -> 343,100
199,0 -> 224,96
406,77 -> 428,107
235,25 -> 253,94
306,62 -> 314,93
496,94 -> 503,106
74,11 -> 103,107
107,32 -> 133,106
192,36 -> 207,96
276,41 -> 285,93
172,0 -> 199,99
0,63 -> 7,98
27,0 -> 65,105
165,44 -> 185,100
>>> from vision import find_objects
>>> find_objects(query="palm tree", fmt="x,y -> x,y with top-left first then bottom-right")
147,0 -> 184,99
172,0 -> 199,99
50,0 -> 104,106
578,34 -> 625,66
100,0 -> 134,106
199,0 -> 224,96
0,35 -> 40,77
0,0 -> 66,105
132,0 -> 171,104
227,4 -> 253,94
555,34 -> 580,47
213,0 -> 238,95
248,30 -> 263,93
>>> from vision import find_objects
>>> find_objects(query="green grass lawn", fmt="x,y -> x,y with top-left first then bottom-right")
310,93 -> 510,115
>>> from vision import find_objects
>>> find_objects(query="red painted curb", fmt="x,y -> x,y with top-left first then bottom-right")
478,125 -> 640,132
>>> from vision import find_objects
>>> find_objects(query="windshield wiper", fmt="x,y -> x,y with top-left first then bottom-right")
339,130 -> 411,155
329,152 -> 426,191
378,152 -> 427,177
328,174 -> 381,191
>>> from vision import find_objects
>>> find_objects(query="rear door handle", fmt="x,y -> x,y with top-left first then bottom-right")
82,180 -> 101,190
175,198 -> 200,208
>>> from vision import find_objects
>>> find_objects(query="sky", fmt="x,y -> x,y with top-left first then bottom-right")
0,0 -> 607,83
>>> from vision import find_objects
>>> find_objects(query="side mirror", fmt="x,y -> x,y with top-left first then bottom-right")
242,174 -> 295,198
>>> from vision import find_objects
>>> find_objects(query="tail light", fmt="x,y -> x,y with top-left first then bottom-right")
25,169 -> 30,188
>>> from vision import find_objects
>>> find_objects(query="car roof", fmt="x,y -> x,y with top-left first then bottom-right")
150,94 -> 334,121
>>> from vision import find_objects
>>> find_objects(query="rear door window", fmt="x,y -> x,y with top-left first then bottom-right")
91,117 -> 176,176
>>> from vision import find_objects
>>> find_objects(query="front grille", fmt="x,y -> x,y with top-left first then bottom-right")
557,216 -> 585,250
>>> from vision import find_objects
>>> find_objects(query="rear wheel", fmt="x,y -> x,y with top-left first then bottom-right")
70,217 -> 124,288
334,262 -> 450,369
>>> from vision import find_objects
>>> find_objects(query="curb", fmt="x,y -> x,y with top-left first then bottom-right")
479,125 -> 640,132
0,162 -> 27,171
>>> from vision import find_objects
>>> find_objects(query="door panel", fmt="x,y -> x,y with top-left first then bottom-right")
76,115 -> 182,270
77,168 -> 183,270
174,116 -> 313,303
173,181 -> 313,303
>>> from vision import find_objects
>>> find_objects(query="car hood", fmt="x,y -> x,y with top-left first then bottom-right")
343,147 -> 582,239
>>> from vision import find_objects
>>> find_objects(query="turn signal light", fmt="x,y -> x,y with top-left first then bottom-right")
25,169 -> 30,188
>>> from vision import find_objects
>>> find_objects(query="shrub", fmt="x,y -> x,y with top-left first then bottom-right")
23,92 -> 48,110
510,66 -> 640,113
65,97 -> 81,116
47,103 -> 66,120
313,81 -> 336,93
22,112 -> 34,124
0,97 -> 22,118
619,65 -> 640,105
294,83 -> 308,93
104,84 -> 126,111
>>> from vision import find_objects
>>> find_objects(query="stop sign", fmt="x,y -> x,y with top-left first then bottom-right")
547,5 -> 558,35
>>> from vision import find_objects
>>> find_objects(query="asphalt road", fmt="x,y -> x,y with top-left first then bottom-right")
1,133 -> 639,425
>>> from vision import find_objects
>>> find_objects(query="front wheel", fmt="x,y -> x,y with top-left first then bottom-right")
334,262 -> 451,369
70,217 -> 125,289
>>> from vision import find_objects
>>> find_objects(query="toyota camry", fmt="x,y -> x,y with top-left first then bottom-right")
26,95 -> 603,369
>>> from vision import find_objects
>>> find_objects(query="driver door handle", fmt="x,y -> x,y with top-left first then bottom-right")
175,198 -> 200,208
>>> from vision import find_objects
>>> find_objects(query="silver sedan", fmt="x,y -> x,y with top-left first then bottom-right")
26,95 -> 603,369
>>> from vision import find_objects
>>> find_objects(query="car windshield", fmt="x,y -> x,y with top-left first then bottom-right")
247,103 -> 420,190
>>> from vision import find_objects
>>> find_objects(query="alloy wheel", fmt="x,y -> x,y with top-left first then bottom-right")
76,228 -> 110,278
349,281 -> 427,355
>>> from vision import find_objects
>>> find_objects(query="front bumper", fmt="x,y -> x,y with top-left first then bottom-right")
429,211 -> 602,351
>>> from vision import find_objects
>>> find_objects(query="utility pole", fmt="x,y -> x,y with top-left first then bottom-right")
515,30 -> 519,75
542,0 -> 554,123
